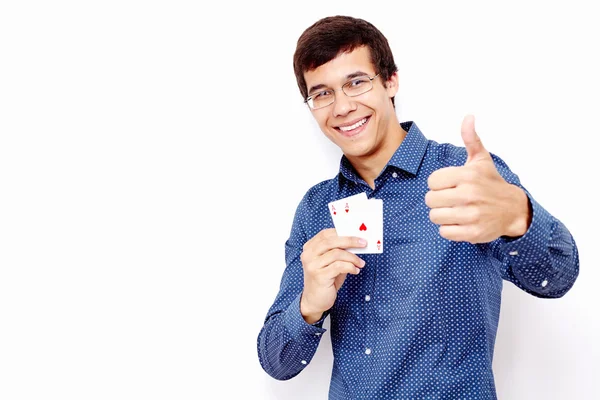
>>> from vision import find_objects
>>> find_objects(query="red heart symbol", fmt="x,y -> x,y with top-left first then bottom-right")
359,223 -> 367,231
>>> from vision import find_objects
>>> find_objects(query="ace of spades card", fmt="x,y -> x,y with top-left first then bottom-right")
327,194 -> 383,254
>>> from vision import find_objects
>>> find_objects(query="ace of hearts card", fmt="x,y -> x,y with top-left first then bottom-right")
327,193 -> 383,254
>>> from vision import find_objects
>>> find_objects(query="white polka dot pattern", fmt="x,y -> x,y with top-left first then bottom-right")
257,122 -> 580,399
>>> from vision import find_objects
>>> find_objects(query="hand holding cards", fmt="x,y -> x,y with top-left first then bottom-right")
328,193 -> 383,254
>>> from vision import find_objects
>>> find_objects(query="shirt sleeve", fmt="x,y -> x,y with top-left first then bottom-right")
256,196 -> 328,380
483,153 -> 580,298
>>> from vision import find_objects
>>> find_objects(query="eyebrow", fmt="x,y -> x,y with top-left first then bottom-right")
307,70 -> 371,96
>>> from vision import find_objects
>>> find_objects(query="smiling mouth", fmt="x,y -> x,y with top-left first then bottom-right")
335,116 -> 370,136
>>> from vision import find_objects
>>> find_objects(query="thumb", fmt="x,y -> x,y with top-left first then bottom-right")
461,114 -> 489,163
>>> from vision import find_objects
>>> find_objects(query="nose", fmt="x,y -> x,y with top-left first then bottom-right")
332,92 -> 357,117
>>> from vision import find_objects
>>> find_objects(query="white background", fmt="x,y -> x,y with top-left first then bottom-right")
1,1 -> 598,399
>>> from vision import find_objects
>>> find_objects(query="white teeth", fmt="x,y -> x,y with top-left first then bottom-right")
339,117 -> 367,132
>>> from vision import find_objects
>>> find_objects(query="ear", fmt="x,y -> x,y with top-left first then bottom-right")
384,72 -> 399,98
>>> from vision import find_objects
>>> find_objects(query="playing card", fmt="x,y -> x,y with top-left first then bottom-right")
344,199 -> 383,254
328,194 -> 383,254
328,192 -> 368,228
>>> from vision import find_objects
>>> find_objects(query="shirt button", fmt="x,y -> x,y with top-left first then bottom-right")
392,172 -> 398,178
509,250 -> 519,256
315,332 -> 322,336
301,360 -> 307,365
365,348 -> 372,355
541,279 -> 548,287
365,295 -> 371,302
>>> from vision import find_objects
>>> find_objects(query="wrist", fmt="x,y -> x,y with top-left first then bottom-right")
300,293 -> 325,324
505,186 -> 532,238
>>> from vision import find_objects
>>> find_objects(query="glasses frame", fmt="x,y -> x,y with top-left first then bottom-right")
304,73 -> 380,110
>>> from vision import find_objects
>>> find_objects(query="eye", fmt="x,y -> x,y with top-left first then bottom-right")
348,77 -> 369,88
313,89 -> 333,99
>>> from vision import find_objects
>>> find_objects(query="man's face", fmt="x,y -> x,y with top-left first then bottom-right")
303,46 -> 399,159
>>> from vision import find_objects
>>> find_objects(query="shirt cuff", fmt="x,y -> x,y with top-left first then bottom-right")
282,293 -> 327,345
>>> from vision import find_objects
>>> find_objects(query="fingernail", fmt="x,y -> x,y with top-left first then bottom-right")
358,238 -> 367,246
356,267 -> 361,274
361,259 -> 366,267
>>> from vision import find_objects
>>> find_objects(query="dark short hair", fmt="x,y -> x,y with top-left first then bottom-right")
293,16 -> 398,105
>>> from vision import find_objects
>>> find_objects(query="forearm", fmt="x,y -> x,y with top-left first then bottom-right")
491,192 -> 580,298
257,293 -> 326,380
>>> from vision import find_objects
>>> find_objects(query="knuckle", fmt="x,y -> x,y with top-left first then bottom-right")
429,209 -> 437,223
300,251 -> 309,266
427,173 -> 436,189
424,191 -> 432,207
439,225 -> 451,240
470,225 -> 482,240
301,242 -> 309,253
463,186 -> 478,204
465,168 -> 478,182
438,225 -> 445,237
323,228 -> 337,238
470,207 -> 481,223
323,237 -> 335,249
333,248 -> 345,259
330,260 -> 343,270
319,230 -> 329,240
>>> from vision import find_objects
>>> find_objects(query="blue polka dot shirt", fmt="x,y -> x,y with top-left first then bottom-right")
257,121 -> 579,399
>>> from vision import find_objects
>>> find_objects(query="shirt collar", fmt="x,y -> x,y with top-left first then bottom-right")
339,121 -> 429,182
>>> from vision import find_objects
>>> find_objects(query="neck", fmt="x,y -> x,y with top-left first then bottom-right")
346,122 -> 407,189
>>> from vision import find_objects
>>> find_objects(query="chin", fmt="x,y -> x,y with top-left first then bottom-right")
340,142 -> 374,158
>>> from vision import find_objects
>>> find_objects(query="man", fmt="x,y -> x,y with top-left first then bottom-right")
257,15 -> 579,399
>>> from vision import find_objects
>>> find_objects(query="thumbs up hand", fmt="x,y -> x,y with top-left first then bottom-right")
425,115 -> 532,243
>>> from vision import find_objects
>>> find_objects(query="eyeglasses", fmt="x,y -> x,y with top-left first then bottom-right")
304,73 -> 380,110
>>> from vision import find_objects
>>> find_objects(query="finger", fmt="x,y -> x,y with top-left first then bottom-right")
425,188 -> 467,209
304,228 -> 337,248
303,228 -> 339,258
319,248 -> 366,270
438,224 -> 482,243
429,207 -> 475,225
323,260 -> 362,280
438,225 -> 464,241
427,166 -> 468,190
333,273 -> 348,291
313,235 -> 367,257
461,114 -> 491,164
316,228 -> 338,240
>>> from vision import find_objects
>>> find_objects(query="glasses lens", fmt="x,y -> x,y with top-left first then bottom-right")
308,90 -> 334,109
343,76 -> 373,97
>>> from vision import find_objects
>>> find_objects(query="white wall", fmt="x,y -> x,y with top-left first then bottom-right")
1,1 -> 598,399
